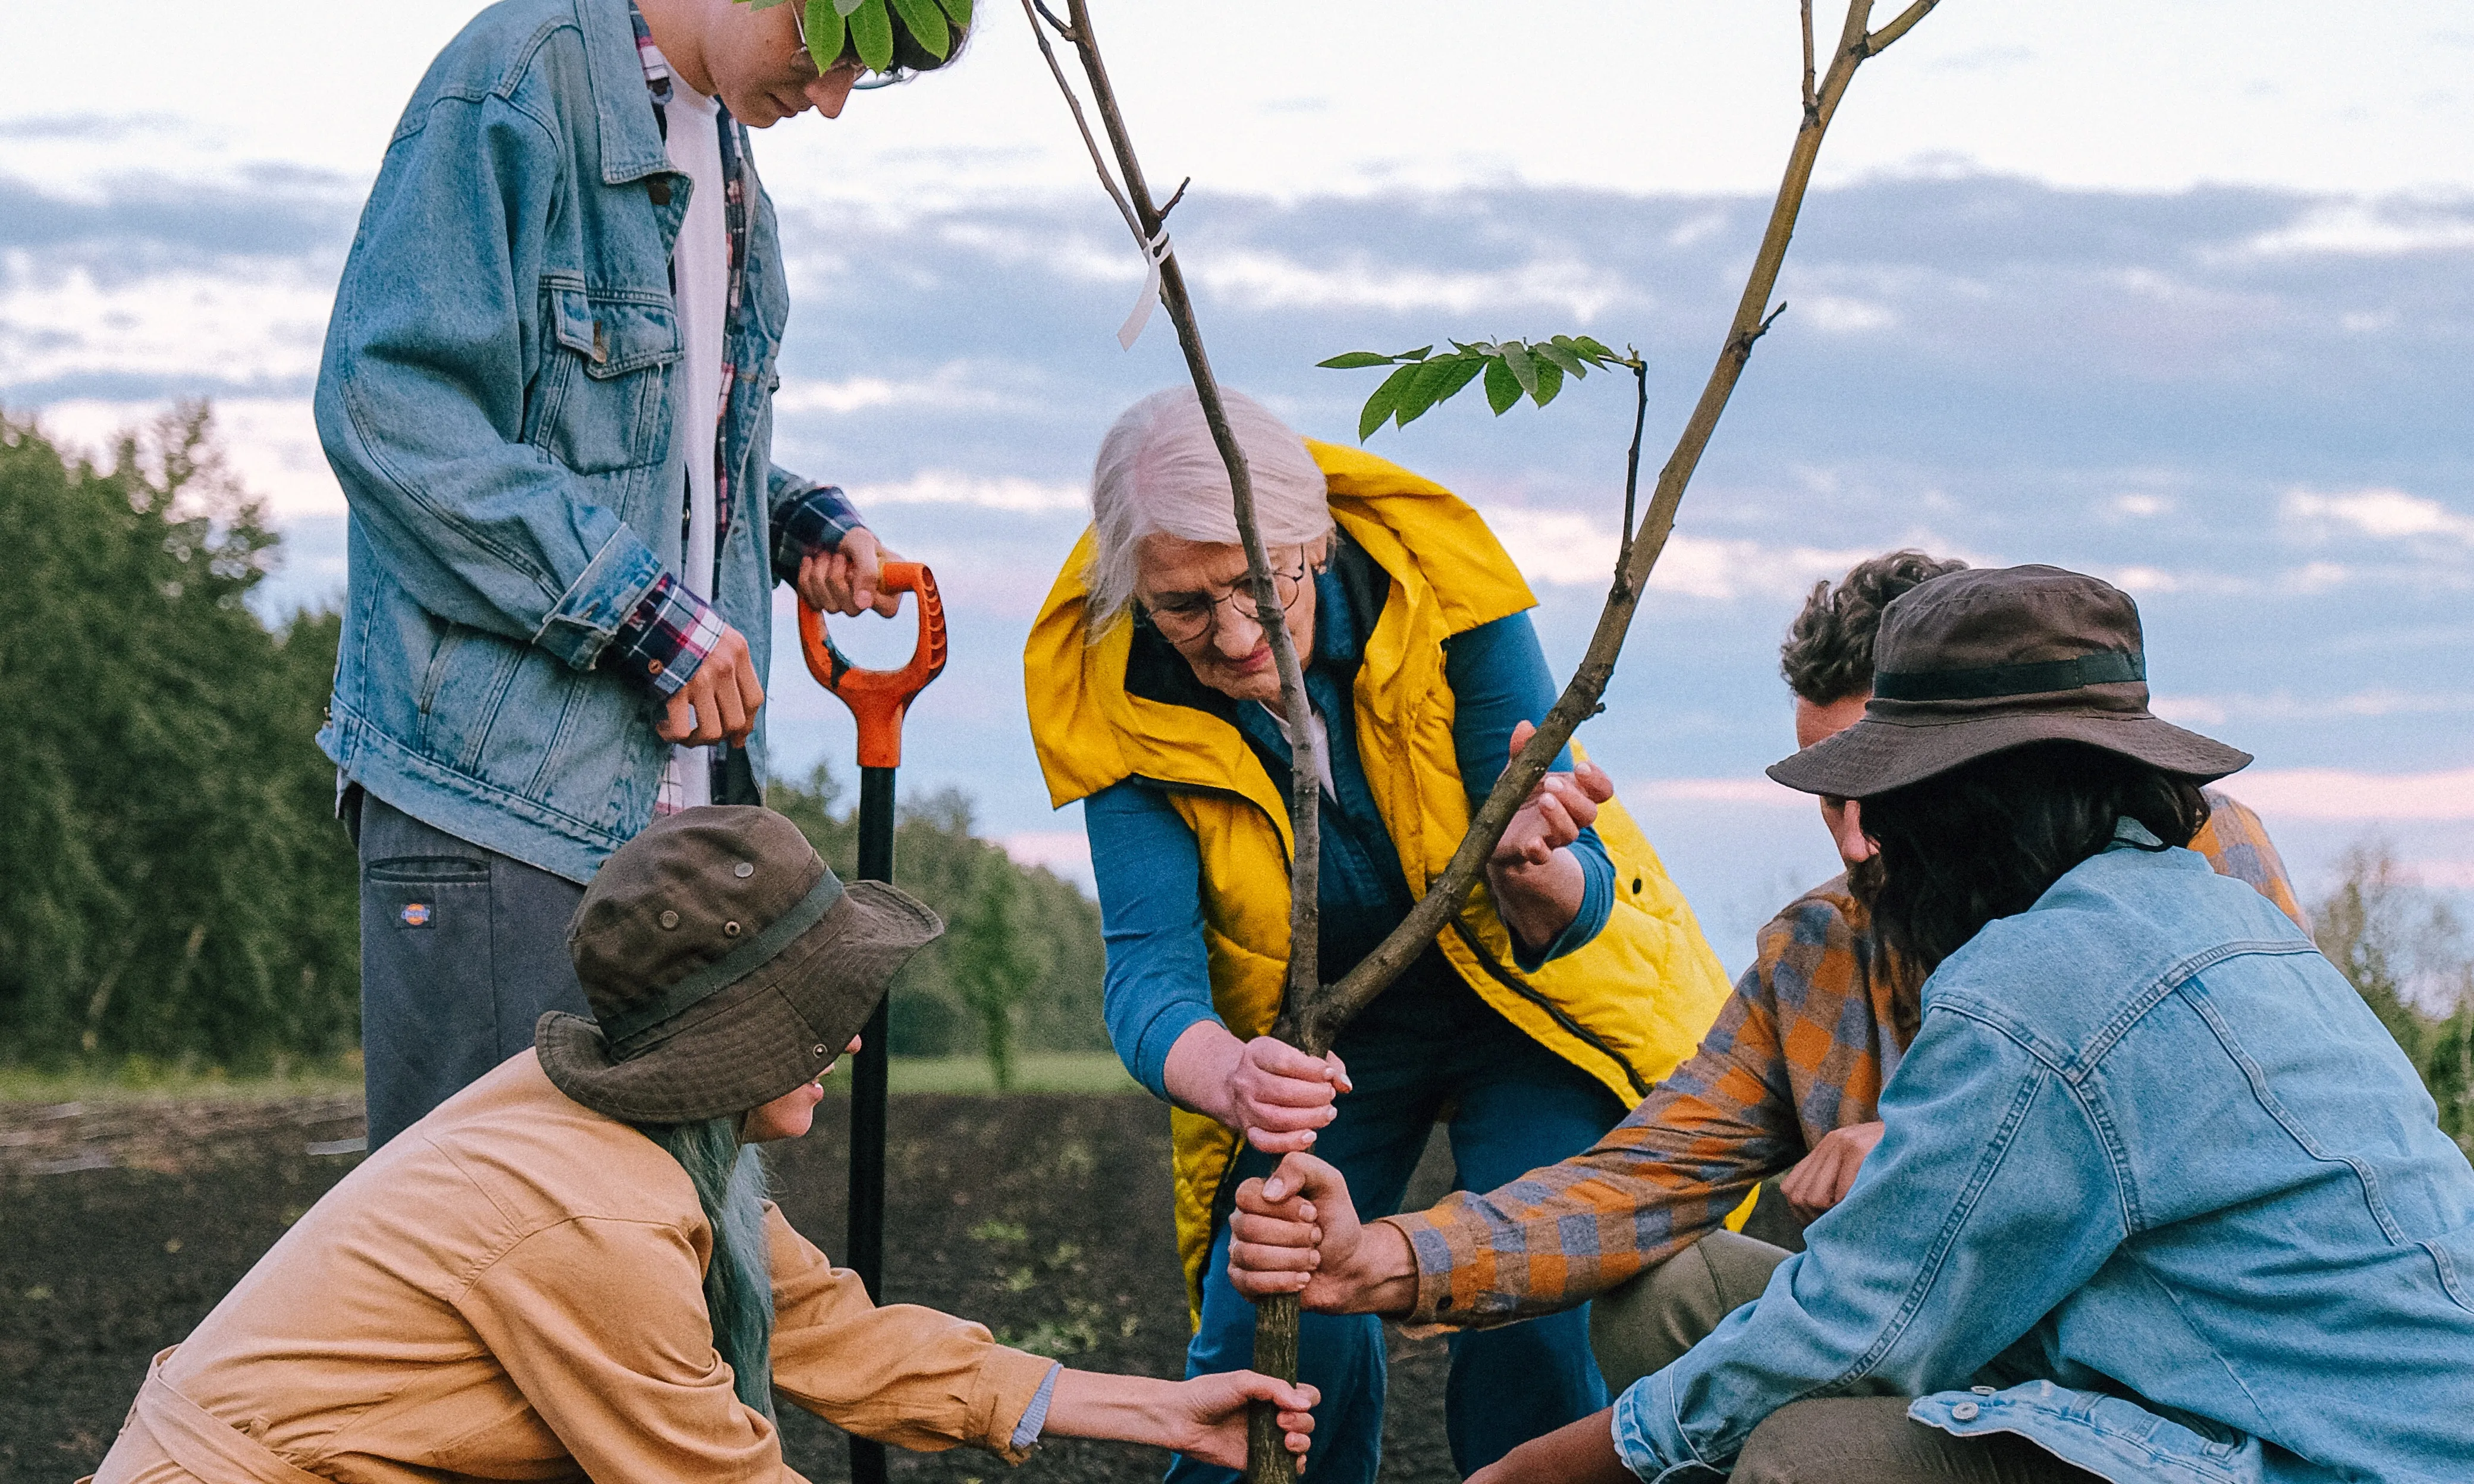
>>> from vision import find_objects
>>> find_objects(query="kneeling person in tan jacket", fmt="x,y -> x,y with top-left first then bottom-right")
90,807 -> 1314,1484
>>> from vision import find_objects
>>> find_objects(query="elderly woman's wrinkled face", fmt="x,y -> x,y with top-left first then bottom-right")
1135,534 -> 1327,703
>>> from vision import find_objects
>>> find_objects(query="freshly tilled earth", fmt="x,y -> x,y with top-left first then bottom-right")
0,1092 -> 1462,1484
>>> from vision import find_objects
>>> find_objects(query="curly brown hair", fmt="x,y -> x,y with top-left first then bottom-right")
1779,549 -> 1968,705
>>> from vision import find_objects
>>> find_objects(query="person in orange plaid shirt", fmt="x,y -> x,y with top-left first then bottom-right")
1223,549 -> 2310,1392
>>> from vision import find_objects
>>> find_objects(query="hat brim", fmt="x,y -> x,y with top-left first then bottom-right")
536,880 -> 941,1124
1766,709 -> 2252,799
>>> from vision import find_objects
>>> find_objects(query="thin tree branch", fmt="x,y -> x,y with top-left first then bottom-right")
1160,175 -> 1192,218
1801,0 -> 1819,127
1018,0 -> 1138,240
1863,0 -> 1938,56
1029,0 -> 1073,40
1284,0 -> 1919,1054
1036,12 -> 1325,1480
1615,356 -> 1647,581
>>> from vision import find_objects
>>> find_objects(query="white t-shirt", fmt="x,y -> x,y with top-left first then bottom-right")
661,84 -> 731,810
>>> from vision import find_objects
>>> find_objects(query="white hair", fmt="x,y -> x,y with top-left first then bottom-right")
1083,386 -> 1334,636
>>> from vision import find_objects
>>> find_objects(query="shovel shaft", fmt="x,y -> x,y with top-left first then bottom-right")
847,765 -> 899,1484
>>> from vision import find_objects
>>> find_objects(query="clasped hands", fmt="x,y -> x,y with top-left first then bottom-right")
654,529 -> 906,746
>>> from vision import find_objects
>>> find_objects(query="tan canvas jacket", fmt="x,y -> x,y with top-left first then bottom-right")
89,1053 -> 1055,1484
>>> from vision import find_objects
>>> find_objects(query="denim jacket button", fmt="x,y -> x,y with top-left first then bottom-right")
1971,1385 -> 1996,1396
1952,1401 -> 1980,1422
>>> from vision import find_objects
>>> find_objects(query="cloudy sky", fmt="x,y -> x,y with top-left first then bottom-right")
7,1 -> 2470,966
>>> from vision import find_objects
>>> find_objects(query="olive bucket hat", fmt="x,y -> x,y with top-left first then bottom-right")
1766,564 -> 2252,800
536,806 -> 942,1124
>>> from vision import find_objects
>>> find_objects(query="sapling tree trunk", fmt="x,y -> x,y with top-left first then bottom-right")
1024,4 -> 1941,1479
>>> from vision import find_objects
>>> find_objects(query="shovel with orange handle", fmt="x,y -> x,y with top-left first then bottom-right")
799,561 -> 948,1484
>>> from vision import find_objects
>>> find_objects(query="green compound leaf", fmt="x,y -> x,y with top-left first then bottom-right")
1394,355 -> 1484,427
888,0 -> 951,58
936,0 -> 972,24
847,0 -> 896,70
834,0 -> 868,15
745,0 -> 794,11
1531,338 -> 1588,379
1359,363 -> 1423,441
1483,356 -> 1522,415
1323,332 -> 1632,439
1529,356 -> 1565,408
803,0 -> 846,71
1499,339 -> 1539,401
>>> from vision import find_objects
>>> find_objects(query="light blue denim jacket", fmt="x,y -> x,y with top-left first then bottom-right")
315,0 -> 817,881
1613,829 -> 2474,1483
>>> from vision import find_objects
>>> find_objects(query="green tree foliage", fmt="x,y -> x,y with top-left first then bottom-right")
0,407 -> 356,1069
768,771 -> 1106,1074
2311,842 -> 2474,1148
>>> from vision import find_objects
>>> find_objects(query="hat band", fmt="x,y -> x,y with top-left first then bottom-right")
1873,649 -> 2144,703
598,868 -> 847,1051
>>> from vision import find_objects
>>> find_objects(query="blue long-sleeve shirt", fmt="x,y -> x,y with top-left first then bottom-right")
1087,558 -> 1613,1099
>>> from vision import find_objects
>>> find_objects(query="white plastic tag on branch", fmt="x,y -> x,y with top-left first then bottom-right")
1117,227 -> 1171,350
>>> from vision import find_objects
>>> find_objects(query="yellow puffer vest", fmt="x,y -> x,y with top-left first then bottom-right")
1025,442 -> 1734,1321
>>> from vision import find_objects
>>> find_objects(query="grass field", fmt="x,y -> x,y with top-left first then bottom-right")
0,1051 -> 1138,1105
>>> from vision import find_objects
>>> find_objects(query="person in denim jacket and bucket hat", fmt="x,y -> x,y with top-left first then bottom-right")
315,0 -> 955,1147
1236,565 -> 2474,1483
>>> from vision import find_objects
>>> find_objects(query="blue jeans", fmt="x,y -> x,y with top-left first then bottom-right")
1170,976 -> 1625,1484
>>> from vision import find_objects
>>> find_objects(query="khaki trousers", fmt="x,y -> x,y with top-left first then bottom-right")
1588,1233 -> 2103,1483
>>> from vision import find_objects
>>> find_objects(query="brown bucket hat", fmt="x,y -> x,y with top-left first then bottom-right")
536,806 -> 942,1124
1766,564 -> 2251,800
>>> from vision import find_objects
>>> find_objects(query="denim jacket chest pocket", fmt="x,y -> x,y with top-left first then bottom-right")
523,276 -> 680,475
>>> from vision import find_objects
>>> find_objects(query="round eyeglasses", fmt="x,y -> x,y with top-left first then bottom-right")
1140,557 -> 1314,646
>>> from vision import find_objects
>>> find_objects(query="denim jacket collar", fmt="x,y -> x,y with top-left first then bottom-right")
582,0 -> 670,185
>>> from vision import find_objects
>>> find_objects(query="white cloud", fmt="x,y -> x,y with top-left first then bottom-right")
2109,493 -> 2171,518
1798,295 -> 1898,334
1002,829 -> 1094,887
771,363 -> 1021,416
1191,250 -> 1631,321
0,254 -> 331,388
2239,200 -> 2474,257
849,470 -> 1088,514
1477,505 -> 1873,599
34,395 -> 341,517
1630,776 -> 1808,807
2284,486 -> 2474,544
2152,688 -> 2474,728
2224,766 -> 2474,822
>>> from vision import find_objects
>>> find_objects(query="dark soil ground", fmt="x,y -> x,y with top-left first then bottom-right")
0,1091 -> 1466,1484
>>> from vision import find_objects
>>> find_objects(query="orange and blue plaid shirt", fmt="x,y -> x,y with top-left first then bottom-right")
1388,790 -> 2309,1328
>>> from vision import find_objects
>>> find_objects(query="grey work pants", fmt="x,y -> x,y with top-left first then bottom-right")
351,790 -> 591,1149
1590,1232 -> 2102,1483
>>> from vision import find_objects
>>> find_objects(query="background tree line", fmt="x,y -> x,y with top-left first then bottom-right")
0,407 -> 1105,1081
0,407 -> 2466,1130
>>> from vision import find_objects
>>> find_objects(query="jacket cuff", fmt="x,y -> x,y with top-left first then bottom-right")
770,481 -> 864,583
1380,1208 -> 1480,1332
974,1345 -> 1068,1464
607,571 -> 722,697
532,526 -> 665,669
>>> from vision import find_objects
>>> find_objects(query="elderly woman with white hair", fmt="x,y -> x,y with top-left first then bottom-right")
1025,388 -> 1734,1484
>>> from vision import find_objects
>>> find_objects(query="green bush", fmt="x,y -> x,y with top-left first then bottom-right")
2311,842 -> 2474,1149
0,406 -> 1114,1086
0,407 -> 356,1068
770,772 -> 1109,1068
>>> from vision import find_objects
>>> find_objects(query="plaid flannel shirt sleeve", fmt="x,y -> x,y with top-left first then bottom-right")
1384,977 -> 1813,1329
769,473 -> 865,584
2193,788 -> 2312,933
1383,890 -> 1886,1329
606,570 -> 724,697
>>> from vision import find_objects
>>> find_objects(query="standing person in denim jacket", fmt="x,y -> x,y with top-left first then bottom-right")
1237,566 -> 2474,1483
315,0 -> 957,1147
